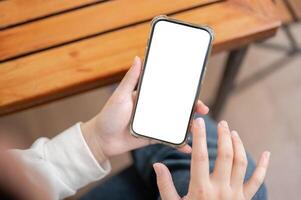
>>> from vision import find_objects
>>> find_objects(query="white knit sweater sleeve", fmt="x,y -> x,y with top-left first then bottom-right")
11,123 -> 111,200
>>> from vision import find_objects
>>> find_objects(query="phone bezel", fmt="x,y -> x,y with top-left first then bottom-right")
129,16 -> 214,147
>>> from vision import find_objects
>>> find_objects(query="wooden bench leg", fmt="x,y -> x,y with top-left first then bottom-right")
283,25 -> 299,54
211,46 -> 249,120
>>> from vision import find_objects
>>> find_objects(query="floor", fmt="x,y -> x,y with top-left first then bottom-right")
0,23 -> 300,200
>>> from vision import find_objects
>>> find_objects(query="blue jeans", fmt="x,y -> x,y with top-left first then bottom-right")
81,116 -> 267,200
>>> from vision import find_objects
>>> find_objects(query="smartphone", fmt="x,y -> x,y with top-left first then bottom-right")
130,16 -> 213,146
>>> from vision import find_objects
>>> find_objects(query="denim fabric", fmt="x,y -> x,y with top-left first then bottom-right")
81,116 -> 267,200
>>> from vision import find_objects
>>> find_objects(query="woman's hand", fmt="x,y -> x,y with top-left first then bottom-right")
153,119 -> 270,200
81,56 -> 209,164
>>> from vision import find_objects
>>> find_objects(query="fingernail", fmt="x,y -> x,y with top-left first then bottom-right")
219,120 -> 228,128
264,151 -> 271,160
153,163 -> 162,175
261,151 -> 271,166
231,130 -> 239,137
133,56 -> 140,66
196,118 -> 205,128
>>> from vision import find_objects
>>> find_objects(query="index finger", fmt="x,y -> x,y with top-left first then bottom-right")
190,118 -> 210,185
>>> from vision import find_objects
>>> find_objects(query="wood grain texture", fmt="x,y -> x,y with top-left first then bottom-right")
0,0 -> 217,61
287,0 -> 301,20
0,0 -> 102,28
275,0 -> 294,23
0,0 -> 281,115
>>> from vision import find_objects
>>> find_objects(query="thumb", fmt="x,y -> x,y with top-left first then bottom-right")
117,56 -> 141,94
153,163 -> 180,200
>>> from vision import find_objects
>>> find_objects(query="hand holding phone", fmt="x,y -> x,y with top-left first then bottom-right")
81,56 -> 209,163
130,16 -> 214,146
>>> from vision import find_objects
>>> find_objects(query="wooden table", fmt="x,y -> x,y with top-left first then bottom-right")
272,0 -> 301,54
0,0 -> 280,118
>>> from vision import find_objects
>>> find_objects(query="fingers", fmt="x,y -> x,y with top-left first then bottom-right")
190,118 -> 210,184
195,100 -> 209,115
178,144 -> 192,154
230,130 -> 248,187
132,91 -> 138,101
175,100 -> 209,155
244,151 -> 270,199
153,163 -> 180,200
213,121 -> 233,182
117,56 -> 142,94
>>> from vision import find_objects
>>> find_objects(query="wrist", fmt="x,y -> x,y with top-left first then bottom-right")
80,119 -> 108,165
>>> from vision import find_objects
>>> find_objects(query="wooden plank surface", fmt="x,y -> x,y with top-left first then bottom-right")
287,0 -> 301,20
275,0 -> 294,23
0,0 -> 280,115
0,0 -> 217,61
0,0 -> 102,29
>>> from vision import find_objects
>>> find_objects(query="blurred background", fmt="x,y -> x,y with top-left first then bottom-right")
0,0 -> 300,200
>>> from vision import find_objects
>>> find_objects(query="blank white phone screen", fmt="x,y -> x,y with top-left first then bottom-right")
132,19 -> 211,145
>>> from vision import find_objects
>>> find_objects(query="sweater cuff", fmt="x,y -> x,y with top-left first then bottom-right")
44,123 -> 111,190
